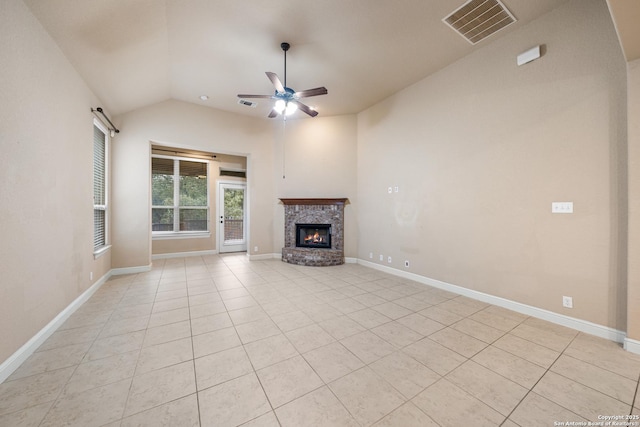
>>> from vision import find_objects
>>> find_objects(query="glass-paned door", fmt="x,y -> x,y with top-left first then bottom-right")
218,182 -> 247,253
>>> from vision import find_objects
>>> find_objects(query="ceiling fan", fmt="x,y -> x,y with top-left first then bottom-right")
237,42 -> 328,118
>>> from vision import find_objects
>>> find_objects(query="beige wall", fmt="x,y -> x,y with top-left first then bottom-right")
272,115 -> 359,258
112,100 -> 273,266
628,58 -> 640,340
357,0 -> 628,329
0,0 -> 111,362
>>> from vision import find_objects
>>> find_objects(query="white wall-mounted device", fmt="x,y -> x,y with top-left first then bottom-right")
517,45 -> 541,66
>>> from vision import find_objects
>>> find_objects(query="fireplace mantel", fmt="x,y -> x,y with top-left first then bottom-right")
279,198 -> 348,206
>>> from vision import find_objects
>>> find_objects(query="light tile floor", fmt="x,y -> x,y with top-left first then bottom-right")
1,254 -> 639,426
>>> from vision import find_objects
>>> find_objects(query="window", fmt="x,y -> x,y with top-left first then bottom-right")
152,155 -> 209,236
93,121 -> 109,254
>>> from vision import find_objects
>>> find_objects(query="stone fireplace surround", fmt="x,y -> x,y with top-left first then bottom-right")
280,198 -> 348,266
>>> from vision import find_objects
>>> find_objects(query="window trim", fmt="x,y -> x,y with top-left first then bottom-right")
93,119 -> 111,257
151,154 -> 210,239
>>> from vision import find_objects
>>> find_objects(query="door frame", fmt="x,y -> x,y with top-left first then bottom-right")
216,180 -> 248,253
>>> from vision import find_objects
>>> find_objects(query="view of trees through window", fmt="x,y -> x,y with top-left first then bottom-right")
223,188 -> 245,242
152,157 -> 208,232
224,189 -> 244,219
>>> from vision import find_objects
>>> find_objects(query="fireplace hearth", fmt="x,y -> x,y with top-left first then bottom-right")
280,198 -> 348,266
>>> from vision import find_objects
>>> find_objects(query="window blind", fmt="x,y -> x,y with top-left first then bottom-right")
152,157 -> 173,175
93,125 -> 106,249
179,160 -> 207,177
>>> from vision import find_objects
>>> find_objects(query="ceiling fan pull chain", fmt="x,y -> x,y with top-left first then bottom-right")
282,117 -> 287,179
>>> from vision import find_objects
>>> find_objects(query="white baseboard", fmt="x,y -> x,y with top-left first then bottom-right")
249,253 -> 280,261
0,270 -> 112,383
111,264 -> 152,275
357,259 -> 627,345
624,338 -> 640,355
152,250 -> 217,260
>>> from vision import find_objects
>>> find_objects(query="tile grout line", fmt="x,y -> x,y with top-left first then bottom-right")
633,372 -> 640,415
498,332 -> 583,426
184,261 -> 203,427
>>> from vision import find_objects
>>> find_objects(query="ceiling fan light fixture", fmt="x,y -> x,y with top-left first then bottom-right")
285,102 -> 298,116
274,99 -> 286,113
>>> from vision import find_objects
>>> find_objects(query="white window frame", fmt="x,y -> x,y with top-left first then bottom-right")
152,154 -> 211,240
93,119 -> 111,258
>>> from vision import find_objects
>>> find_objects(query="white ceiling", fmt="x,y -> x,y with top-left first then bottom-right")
25,0 -> 571,119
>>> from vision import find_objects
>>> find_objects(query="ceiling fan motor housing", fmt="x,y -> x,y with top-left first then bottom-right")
276,87 -> 296,100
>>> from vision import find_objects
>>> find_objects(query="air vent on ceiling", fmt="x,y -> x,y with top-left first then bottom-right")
238,99 -> 258,108
443,0 -> 516,45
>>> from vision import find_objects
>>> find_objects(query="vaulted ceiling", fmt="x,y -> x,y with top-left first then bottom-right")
26,0 -> 635,120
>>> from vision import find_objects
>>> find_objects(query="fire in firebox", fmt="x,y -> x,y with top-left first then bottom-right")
304,231 -> 325,244
296,224 -> 331,249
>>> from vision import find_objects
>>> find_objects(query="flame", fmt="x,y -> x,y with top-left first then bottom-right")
304,231 -> 325,244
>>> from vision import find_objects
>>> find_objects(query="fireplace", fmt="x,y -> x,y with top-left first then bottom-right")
296,224 -> 331,249
280,198 -> 348,266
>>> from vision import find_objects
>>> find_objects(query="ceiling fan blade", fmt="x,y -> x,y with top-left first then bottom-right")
237,94 -> 273,98
291,100 -> 318,117
267,109 -> 278,118
294,87 -> 328,98
266,72 -> 285,93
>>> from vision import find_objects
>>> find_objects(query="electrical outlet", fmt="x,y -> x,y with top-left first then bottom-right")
562,296 -> 573,308
387,256 -> 392,263
379,254 -> 384,262
254,246 -> 258,252
90,272 -> 93,281
369,252 -> 373,259
552,202 -> 574,214
404,260 -> 410,268
394,186 -> 399,193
